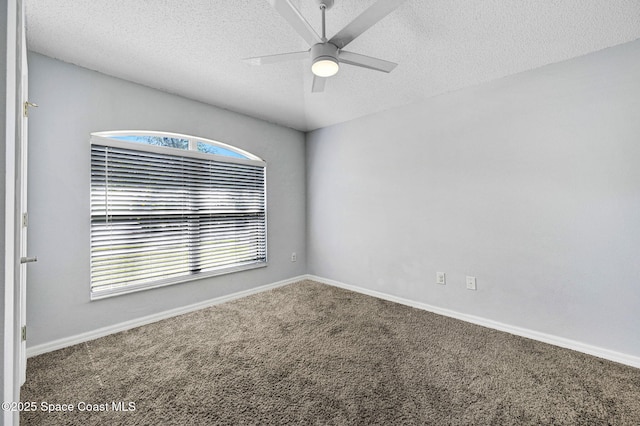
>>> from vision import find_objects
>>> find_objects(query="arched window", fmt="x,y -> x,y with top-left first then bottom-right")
90,131 -> 267,299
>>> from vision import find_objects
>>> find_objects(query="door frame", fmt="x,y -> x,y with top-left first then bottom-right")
3,1 -> 25,424
17,0 -> 28,386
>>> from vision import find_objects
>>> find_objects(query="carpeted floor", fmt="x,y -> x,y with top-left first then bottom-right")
21,280 -> 640,425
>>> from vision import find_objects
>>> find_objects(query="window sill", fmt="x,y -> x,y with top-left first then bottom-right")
90,261 -> 268,301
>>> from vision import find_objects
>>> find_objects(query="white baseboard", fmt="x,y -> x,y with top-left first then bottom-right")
27,275 -> 307,358
305,274 -> 640,369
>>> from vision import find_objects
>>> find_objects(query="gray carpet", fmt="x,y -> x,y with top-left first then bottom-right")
21,280 -> 640,425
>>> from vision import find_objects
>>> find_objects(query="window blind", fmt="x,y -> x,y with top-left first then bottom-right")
90,142 -> 266,298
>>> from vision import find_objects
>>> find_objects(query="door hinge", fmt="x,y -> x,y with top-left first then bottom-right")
23,101 -> 38,117
22,212 -> 28,228
21,325 -> 27,342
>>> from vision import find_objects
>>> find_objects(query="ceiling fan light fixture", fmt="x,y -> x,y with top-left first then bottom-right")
312,57 -> 339,77
310,42 -> 340,77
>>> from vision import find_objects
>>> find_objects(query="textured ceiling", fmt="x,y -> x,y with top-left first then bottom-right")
25,0 -> 640,131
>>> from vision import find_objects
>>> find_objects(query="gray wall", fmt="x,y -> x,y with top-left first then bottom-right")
27,53 -> 306,347
307,40 -> 640,358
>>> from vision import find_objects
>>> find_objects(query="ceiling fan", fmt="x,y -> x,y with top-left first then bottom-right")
244,0 -> 407,92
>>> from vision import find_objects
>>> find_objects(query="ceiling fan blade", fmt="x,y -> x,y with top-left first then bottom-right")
338,51 -> 397,73
329,0 -> 408,49
312,75 -> 326,93
268,0 -> 322,47
243,50 -> 308,65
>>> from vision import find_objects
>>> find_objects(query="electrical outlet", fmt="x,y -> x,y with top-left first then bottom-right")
436,272 -> 446,285
466,276 -> 477,290
291,252 -> 297,262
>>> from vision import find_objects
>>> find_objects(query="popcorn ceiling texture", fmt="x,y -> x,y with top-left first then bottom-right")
25,0 -> 640,131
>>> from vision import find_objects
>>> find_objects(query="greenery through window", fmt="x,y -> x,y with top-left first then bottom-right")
90,131 -> 267,299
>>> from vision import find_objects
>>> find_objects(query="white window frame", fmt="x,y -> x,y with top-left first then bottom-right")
90,131 -> 267,300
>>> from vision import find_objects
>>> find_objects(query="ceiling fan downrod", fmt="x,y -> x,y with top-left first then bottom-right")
317,0 -> 334,41
320,5 -> 326,41
312,0 -> 339,77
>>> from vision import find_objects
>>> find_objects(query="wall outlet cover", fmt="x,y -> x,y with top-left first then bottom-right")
466,276 -> 477,290
436,272 -> 446,285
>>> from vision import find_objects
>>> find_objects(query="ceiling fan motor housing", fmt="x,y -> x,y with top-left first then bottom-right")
311,42 -> 339,63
